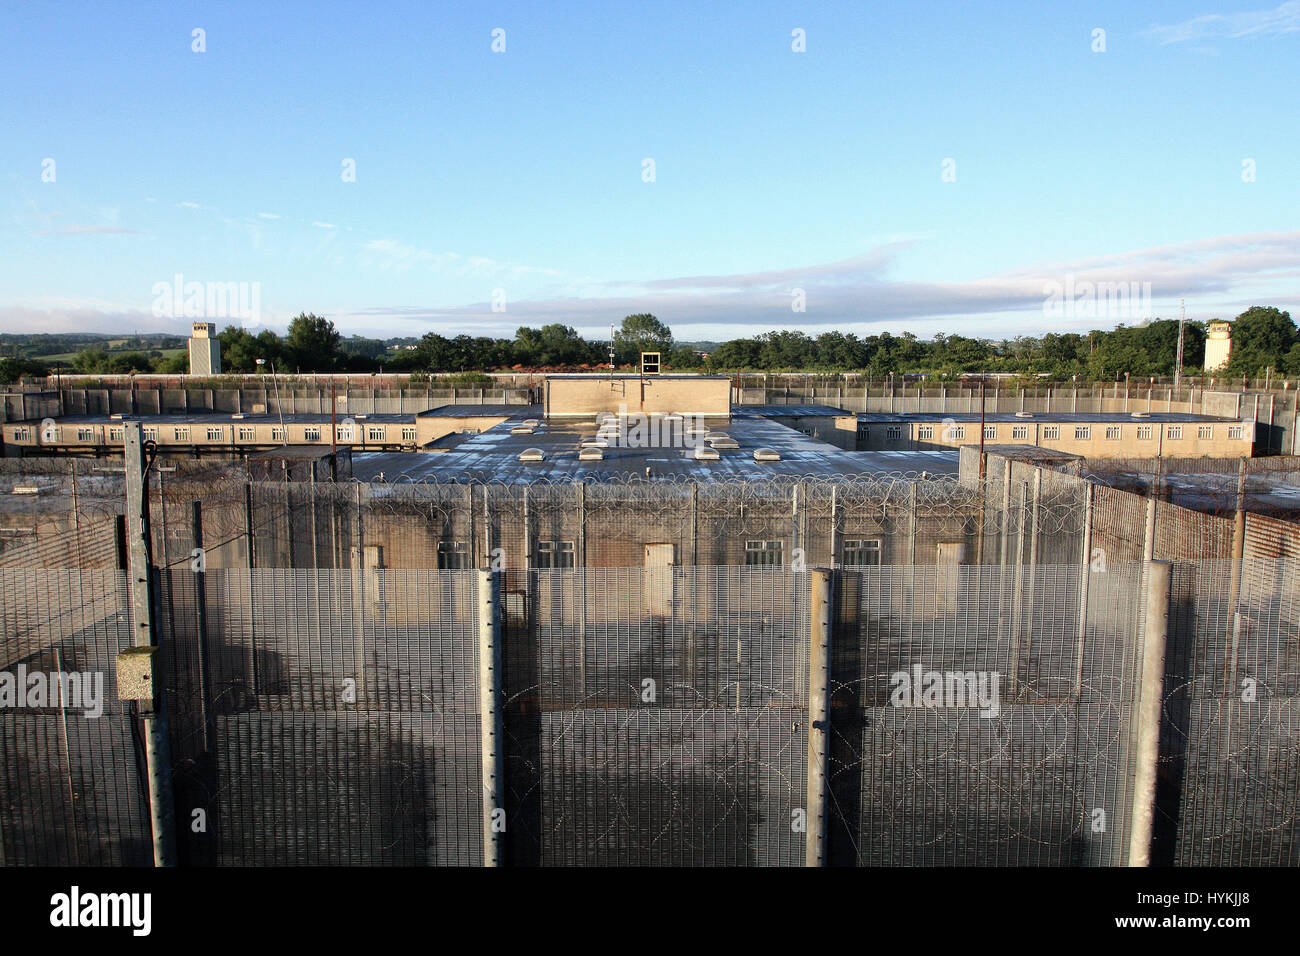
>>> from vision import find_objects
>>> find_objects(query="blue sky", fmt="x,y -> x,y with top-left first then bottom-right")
2,0 -> 1298,342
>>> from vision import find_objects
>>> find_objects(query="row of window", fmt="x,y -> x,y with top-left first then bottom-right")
859,423 -> 1245,442
12,424 -> 420,444
430,539 -> 886,569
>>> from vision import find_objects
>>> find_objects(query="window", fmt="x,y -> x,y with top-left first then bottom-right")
856,424 -> 870,441
1228,425 -> 1246,440
271,427 -> 285,442
947,425 -> 966,440
402,427 -> 417,442
238,427 -> 255,442
536,540 -> 575,569
745,540 -> 784,566
1105,426 -> 1121,440
77,428 -> 93,442
206,427 -> 224,441
143,427 -> 158,441
173,427 -> 190,441
304,427 -> 321,442
1011,425 -> 1028,440
1198,425 -> 1213,440
843,539 -> 881,567
337,424 -> 354,442
983,425 -> 997,440
1074,426 -> 1091,440
886,426 -> 902,441
917,425 -> 934,440
13,427 -> 31,441
1137,425 -> 1152,440
367,426 -> 386,442
436,541 -> 470,570
1042,426 -> 1060,440
1167,426 -> 1183,440
109,427 -> 123,442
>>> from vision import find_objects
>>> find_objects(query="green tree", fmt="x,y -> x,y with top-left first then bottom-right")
615,314 -> 673,364
285,313 -> 341,372
1225,306 -> 1297,377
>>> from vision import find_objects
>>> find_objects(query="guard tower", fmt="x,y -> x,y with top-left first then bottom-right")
188,321 -> 222,375
1204,321 -> 1232,372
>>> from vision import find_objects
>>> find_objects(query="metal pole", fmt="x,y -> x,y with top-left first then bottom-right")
1129,559 -> 1171,867
1073,483 -> 1094,697
123,421 -> 177,867
477,568 -> 505,867
191,500 -> 213,752
805,568 -> 832,867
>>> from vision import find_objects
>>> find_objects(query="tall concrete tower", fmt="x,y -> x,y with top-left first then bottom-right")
1204,321 -> 1232,372
188,321 -> 222,375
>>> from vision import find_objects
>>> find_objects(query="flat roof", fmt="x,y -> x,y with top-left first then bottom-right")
736,405 -> 853,417
416,404 -> 537,418
857,411 -> 1240,424
545,374 -> 728,381
351,416 -> 957,482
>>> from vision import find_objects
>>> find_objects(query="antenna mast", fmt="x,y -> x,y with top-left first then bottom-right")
1174,299 -> 1186,390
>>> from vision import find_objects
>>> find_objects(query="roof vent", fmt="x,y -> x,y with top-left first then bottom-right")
522,419 -> 540,428
510,425 -> 535,436
109,413 -> 124,420
578,446 -> 604,461
11,485 -> 39,495
693,445 -> 720,461
231,413 -> 245,420
580,438 -> 608,448
752,448 -> 781,462
518,448 -> 545,462
709,438 -> 739,450
1130,411 -> 1151,419
1014,411 -> 1033,418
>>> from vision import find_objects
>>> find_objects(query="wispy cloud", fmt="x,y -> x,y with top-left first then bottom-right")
360,238 -> 562,279
178,201 -> 202,209
343,230 -> 1300,337
256,212 -> 281,220
1143,1 -> 1300,44
32,225 -> 139,236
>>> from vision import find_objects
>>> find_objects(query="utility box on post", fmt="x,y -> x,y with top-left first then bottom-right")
116,646 -> 158,702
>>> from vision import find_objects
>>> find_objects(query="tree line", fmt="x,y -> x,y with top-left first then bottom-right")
3,306 -> 1297,383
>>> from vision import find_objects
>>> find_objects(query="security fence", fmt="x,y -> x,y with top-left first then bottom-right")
0,467 -> 1296,866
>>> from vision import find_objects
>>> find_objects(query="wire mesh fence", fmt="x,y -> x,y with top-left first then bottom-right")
0,467 -> 1296,865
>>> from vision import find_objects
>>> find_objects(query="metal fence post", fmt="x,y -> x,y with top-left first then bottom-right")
805,568 -> 833,867
123,421 -> 177,867
478,568 -> 505,867
1129,559 -> 1171,866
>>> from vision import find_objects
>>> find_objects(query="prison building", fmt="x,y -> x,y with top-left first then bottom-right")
1,412 -> 421,456
854,411 -> 1254,458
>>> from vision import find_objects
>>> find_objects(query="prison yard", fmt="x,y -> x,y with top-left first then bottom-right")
0,353 -> 1297,868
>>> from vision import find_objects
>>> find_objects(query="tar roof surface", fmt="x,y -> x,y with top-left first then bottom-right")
353,416 -> 957,482
416,404 -> 538,418
856,411 -> 1241,423
735,405 -> 853,417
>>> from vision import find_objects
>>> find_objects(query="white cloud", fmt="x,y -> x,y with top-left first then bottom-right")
1143,1 -> 1300,44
